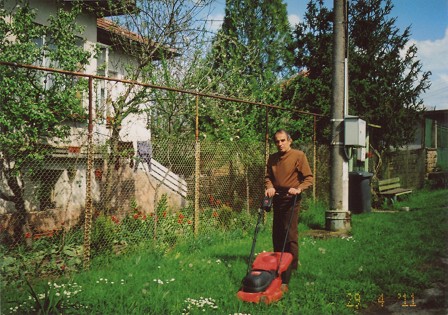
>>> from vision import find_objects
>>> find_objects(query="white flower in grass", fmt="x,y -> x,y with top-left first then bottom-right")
358,266 -> 363,272
153,279 -> 164,285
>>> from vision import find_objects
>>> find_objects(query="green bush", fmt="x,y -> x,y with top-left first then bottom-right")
91,215 -> 116,253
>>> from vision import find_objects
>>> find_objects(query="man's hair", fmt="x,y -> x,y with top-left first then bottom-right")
273,129 -> 292,141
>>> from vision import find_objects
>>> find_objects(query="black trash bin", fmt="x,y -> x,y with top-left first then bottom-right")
349,171 -> 373,214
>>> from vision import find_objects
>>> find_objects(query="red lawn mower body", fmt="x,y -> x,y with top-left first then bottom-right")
237,251 -> 293,304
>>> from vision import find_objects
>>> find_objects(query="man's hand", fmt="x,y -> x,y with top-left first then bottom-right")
288,188 -> 302,195
265,187 -> 276,197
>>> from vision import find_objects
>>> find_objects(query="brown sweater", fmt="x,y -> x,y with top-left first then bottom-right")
265,149 -> 313,192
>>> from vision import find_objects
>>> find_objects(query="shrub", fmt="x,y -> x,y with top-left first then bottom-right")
91,215 -> 116,253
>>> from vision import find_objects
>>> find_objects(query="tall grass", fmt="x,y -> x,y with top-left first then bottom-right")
2,189 -> 447,314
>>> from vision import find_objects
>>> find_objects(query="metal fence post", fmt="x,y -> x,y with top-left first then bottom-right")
194,94 -> 200,236
83,76 -> 94,270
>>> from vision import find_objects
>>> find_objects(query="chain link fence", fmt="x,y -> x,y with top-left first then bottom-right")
0,63 -> 327,283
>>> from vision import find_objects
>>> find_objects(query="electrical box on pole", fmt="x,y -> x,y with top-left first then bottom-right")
344,116 -> 366,147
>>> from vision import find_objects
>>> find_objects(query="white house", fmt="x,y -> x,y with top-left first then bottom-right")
1,0 -> 187,233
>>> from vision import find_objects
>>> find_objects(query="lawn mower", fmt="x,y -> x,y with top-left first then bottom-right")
237,193 -> 298,304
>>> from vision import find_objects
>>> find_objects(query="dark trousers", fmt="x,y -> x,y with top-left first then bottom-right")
272,195 -> 300,284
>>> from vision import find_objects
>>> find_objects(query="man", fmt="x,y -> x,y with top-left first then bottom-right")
265,129 -> 313,290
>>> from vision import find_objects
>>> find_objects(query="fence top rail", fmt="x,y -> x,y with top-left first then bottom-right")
0,60 -> 326,118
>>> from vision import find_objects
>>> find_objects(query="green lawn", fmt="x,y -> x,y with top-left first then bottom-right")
1,189 -> 447,314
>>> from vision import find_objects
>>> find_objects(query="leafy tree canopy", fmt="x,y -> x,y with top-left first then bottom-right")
286,0 -> 431,149
0,1 -> 92,242
201,0 -> 296,143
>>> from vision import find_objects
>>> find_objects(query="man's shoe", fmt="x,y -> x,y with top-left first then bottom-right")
281,284 -> 289,293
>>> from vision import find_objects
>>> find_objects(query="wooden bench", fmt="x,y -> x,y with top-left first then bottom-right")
378,177 -> 412,203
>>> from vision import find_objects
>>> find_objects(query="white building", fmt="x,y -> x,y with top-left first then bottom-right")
1,0 -> 187,232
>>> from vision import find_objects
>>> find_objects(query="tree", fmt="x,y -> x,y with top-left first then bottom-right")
283,0 -> 333,142
202,0 -> 295,142
348,0 -> 430,149
288,0 -> 431,149
0,2 -> 92,244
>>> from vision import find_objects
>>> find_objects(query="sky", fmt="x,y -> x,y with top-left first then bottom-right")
206,0 -> 448,111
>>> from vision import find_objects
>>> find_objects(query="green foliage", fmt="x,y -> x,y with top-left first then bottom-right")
200,0 -> 295,143
213,0 -> 293,82
155,194 -> 169,217
22,279 -> 84,315
0,2 -> 90,166
348,0 -> 430,149
91,215 -> 116,253
0,1 -> 93,244
288,0 -> 430,149
0,233 -> 83,287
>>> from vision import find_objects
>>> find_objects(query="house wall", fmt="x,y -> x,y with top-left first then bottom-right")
0,162 -> 187,235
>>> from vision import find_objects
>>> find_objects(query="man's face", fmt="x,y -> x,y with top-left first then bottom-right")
274,132 -> 292,153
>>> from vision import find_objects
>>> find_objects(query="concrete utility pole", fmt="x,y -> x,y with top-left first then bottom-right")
326,0 -> 351,231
